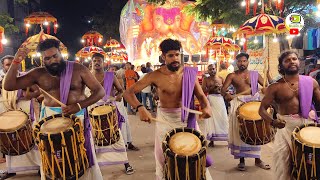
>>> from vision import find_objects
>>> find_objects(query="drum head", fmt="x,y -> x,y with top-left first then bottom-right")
40,117 -> 74,134
91,105 -> 114,116
169,132 -> 202,156
0,111 -> 28,132
298,126 -> 320,147
238,101 -> 262,120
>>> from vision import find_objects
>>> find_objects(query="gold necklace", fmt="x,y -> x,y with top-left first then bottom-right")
283,76 -> 298,92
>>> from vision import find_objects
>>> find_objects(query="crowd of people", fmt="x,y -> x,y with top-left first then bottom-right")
0,37 -> 318,180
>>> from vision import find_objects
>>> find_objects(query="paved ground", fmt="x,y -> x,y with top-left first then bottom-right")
1,114 -> 274,180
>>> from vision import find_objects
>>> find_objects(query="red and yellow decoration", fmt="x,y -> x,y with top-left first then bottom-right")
244,0 -> 284,16
75,46 -> 106,61
24,12 -> 58,35
0,26 -> 4,54
81,31 -> 103,47
19,30 -> 68,71
104,38 -> 121,48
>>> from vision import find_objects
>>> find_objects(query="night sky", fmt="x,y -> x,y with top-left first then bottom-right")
41,0 -> 128,59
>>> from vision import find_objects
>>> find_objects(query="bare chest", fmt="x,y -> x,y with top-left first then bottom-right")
38,74 -> 83,91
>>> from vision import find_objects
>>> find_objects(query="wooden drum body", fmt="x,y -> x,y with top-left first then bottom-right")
292,123 -> 320,180
237,101 -> 275,145
162,128 -> 207,180
33,114 -> 89,180
89,104 -> 120,146
0,110 -> 34,156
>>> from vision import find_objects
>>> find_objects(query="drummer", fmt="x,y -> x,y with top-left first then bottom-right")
0,55 -> 41,179
3,39 -> 105,180
259,50 -> 320,179
124,38 -> 213,179
202,64 -> 228,147
88,53 -> 134,175
221,52 -> 270,171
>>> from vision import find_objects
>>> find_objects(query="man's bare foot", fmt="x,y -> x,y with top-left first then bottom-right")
255,159 -> 270,170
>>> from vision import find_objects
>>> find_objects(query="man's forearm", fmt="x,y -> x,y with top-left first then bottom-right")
4,63 -> 20,90
198,95 -> 209,109
79,88 -> 105,109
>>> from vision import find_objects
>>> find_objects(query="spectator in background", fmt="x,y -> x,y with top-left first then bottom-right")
136,65 -> 143,77
309,59 -> 320,78
125,62 -> 138,114
217,62 -> 229,81
140,67 -> 155,112
146,62 -> 153,73
132,65 -> 142,102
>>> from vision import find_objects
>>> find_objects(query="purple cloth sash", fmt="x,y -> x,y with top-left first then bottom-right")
181,66 -> 213,167
250,71 -> 259,96
102,72 -> 114,101
59,61 -> 94,167
299,75 -> 317,121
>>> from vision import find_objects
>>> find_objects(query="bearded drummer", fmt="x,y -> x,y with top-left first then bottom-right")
87,53 -> 135,175
0,55 -> 41,179
259,50 -> 320,179
4,39 -> 105,180
124,38 -> 213,179
221,52 -> 270,171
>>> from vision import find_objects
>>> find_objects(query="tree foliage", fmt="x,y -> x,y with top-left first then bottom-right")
0,14 -> 19,35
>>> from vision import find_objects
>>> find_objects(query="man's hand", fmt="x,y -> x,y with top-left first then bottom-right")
200,106 -> 212,119
115,95 -> 122,102
14,48 -> 29,63
224,93 -> 234,102
261,88 -> 267,94
138,106 -> 153,123
62,104 -> 81,115
272,119 -> 286,129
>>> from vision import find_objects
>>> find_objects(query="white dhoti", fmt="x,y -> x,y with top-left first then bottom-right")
205,94 -> 229,142
40,106 -> 103,180
273,114 -> 313,180
228,95 -> 261,159
155,107 -> 212,180
1,99 -> 41,173
115,99 -> 132,145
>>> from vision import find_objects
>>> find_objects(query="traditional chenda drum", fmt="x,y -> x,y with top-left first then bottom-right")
292,123 -> 320,179
33,114 -> 89,180
0,110 -> 34,156
236,101 -> 275,145
89,104 -> 120,146
162,127 -> 207,180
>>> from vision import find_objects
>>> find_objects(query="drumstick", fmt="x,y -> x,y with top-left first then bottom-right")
38,87 -> 67,107
151,118 -> 174,128
182,106 -> 203,115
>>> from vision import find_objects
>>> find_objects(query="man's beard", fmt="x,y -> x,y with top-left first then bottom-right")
167,61 -> 180,72
238,65 -> 247,71
283,66 -> 299,75
45,60 -> 66,76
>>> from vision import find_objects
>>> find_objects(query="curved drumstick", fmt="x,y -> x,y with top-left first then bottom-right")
151,118 -> 174,128
182,106 -> 203,115
38,87 -> 67,107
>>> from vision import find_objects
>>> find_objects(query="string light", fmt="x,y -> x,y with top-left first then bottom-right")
241,1 -> 246,6
26,23 -> 31,27
54,24 -> 59,28
1,38 -> 8,45
258,1 -> 262,5
251,0 -> 255,4
43,21 -> 49,26
81,39 -> 85,43
253,36 -> 258,44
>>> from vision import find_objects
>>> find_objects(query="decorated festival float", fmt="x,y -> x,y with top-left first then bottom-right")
120,0 -> 211,67
18,11 -> 68,71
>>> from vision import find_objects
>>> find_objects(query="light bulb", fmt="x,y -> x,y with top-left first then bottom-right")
98,38 -> 102,43
43,21 -> 49,26
251,0 -> 255,4
258,1 -> 262,5
241,38 -> 246,42
81,39 -> 85,43
273,38 -> 278,43
240,41 -> 244,46
26,23 -> 31,27
221,27 -> 226,31
54,24 -> 59,28
1,38 -> 7,45
241,1 -> 246,6
254,39 -> 258,44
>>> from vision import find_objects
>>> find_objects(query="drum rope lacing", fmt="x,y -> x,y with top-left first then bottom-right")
90,105 -> 119,146
34,115 -> 89,180
0,112 -> 33,155
163,127 -> 206,180
292,124 -> 318,179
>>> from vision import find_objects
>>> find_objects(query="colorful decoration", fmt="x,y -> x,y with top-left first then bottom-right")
244,0 -> 284,16
104,38 -> 121,48
19,30 -> 68,71
81,31 -> 103,47
75,46 -> 106,62
205,37 -> 240,51
0,26 -> 4,54
120,0 -> 210,64
233,14 -> 287,38
24,12 -> 58,35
